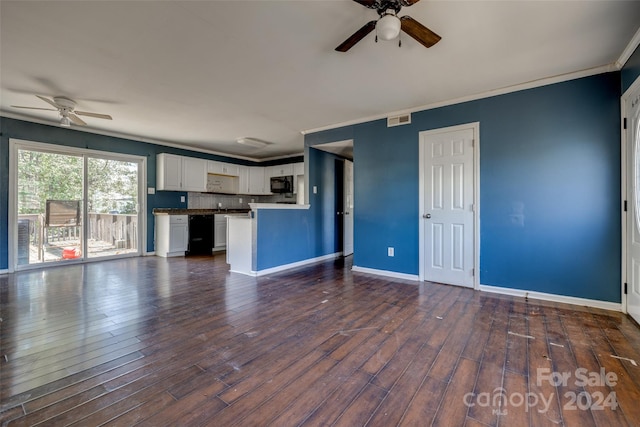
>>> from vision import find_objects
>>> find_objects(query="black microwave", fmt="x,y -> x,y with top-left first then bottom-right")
270,175 -> 293,193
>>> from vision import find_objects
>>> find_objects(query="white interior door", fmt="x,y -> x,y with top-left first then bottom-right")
343,160 -> 354,256
421,126 -> 475,287
626,82 -> 640,324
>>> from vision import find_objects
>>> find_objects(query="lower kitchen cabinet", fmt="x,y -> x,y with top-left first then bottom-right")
156,215 -> 188,257
214,214 -> 227,250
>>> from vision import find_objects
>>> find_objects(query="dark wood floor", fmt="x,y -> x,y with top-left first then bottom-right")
1,254 -> 640,426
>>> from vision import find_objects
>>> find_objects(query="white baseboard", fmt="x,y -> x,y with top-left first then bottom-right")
479,284 -> 622,312
252,252 -> 342,277
144,251 -> 156,256
0,269 -> 8,275
351,266 -> 420,282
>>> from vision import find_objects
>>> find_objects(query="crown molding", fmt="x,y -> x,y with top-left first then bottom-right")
302,64 -> 616,136
0,112 -> 303,163
615,26 -> 640,70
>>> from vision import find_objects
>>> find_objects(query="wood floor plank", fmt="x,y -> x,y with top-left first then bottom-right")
2,255 -> 640,426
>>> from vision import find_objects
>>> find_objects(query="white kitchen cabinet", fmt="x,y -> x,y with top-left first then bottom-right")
182,157 -> 207,191
157,154 -> 206,192
249,166 -> 269,195
238,165 -> 250,194
293,162 -> 304,195
208,160 -> 239,177
155,215 -> 188,257
214,214 -> 227,249
265,164 -> 294,179
156,153 -> 183,191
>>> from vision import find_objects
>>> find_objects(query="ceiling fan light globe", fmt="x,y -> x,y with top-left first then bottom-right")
60,116 -> 71,127
377,14 -> 401,41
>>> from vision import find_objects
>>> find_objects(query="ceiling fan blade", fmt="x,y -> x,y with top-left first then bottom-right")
68,113 -> 87,126
75,110 -> 113,120
400,16 -> 441,48
399,0 -> 421,6
11,106 -> 57,111
36,95 -> 60,109
335,20 -> 377,52
352,0 -> 378,8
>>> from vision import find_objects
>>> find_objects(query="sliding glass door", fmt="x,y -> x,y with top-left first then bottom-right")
87,157 -> 139,259
13,141 -> 144,269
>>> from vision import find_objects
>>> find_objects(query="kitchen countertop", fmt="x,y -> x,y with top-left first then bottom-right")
153,208 -> 250,215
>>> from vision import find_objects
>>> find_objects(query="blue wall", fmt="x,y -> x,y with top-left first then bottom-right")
0,117 -> 301,269
622,44 -> 640,93
255,148 -> 341,270
306,72 -> 622,303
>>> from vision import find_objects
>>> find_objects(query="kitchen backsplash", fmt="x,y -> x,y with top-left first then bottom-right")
187,192 -> 296,209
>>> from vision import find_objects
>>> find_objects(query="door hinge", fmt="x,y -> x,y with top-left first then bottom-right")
625,200 -> 628,212
624,283 -> 628,294
471,268 -> 475,276
624,118 -> 627,130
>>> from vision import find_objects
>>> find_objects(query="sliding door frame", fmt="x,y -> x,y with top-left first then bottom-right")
8,138 -> 147,272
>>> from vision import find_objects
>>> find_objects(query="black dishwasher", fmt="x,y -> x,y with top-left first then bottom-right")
187,215 -> 213,256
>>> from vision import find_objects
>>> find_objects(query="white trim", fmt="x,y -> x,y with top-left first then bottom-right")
479,284 -> 622,312
621,76 -> 640,315
616,26 -> 640,70
1,112 -> 303,163
418,123 -> 480,290
144,251 -> 156,256
233,252 -> 342,277
351,266 -> 420,282
0,269 -> 8,275
302,65 -> 614,136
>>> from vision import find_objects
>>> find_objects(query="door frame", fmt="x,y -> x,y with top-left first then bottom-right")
418,122 -> 480,288
8,138 -> 147,272
621,76 -> 640,314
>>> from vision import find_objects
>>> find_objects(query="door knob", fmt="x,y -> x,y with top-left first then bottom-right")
423,214 -> 431,219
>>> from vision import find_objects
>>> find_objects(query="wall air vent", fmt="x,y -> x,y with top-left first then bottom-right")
387,113 -> 411,127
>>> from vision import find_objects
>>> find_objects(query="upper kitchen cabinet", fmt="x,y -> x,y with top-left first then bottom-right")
294,162 -> 304,176
208,160 -> 239,177
238,166 -> 270,195
265,164 -> 294,179
157,153 -> 207,192
249,166 -> 269,195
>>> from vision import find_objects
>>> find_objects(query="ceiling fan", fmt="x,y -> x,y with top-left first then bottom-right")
336,0 -> 441,52
11,95 -> 112,127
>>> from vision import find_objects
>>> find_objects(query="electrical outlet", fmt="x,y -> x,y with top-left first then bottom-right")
313,186 -> 318,194
388,247 -> 394,257
180,196 -> 185,203
239,198 -> 243,204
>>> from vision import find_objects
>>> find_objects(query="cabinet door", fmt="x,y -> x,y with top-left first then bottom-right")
238,166 -> 250,194
208,161 -> 239,177
182,157 -> 207,191
265,164 -> 293,178
157,153 -> 183,191
169,223 -> 188,252
214,219 -> 226,247
249,166 -> 267,194
208,160 -> 223,174
294,162 -> 304,176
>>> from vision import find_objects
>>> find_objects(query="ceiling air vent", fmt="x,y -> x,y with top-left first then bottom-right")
387,113 -> 411,127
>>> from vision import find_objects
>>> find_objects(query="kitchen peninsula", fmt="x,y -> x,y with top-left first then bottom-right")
227,202 -> 338,276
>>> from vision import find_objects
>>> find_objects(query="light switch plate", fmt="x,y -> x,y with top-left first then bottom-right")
180,196 -> 185,203
147,187 -> 155,195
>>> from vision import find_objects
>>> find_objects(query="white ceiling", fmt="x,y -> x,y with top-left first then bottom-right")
1,1 -> 639,161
